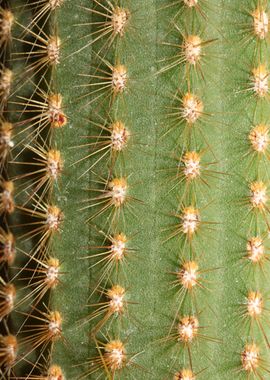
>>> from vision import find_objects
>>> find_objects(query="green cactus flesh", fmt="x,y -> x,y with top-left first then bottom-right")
1,0 -> 270,379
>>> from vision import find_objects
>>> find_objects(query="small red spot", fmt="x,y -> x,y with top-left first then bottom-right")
50,113 -> 67,128
58,114 -> 66,126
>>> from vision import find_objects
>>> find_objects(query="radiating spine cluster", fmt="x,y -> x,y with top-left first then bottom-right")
0,0 -> 65,378
73,1 -> 139,378
2,0 -> 269,379
237,2 -> 270,378
159,1 -> 220,377
0,2 -> 17,377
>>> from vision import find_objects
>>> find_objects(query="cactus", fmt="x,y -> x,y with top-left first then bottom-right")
1,0 -> 270,379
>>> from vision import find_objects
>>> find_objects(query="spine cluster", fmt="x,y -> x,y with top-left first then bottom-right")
0,3 -> 17,377
238,2 -> 270,378
159,1 -> 220,378
74,1 -> 139,378
0,1 -> 65,378
1,1 -> 268,379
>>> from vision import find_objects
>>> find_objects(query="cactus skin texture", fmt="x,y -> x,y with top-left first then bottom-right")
1,0 -> 270,379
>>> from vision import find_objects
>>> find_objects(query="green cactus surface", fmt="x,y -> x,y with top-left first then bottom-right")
1,0 -> 270,379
